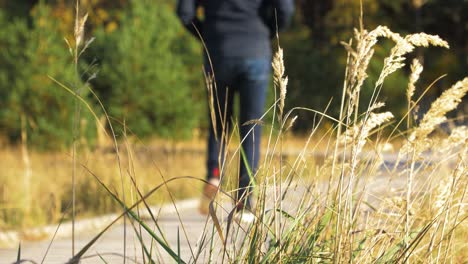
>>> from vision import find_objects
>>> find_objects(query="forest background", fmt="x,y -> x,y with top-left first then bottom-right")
0,0 -> 466,149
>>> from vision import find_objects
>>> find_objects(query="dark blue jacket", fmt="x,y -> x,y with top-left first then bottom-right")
176,0 -> 294,58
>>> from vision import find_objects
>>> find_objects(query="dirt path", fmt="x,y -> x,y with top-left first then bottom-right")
0,178 -> 402,264
0,199 -> 211,263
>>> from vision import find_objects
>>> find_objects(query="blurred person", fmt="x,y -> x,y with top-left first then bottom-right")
177,0 -> 294,220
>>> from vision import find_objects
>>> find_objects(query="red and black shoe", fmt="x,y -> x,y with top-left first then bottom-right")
199,168 -> 220,215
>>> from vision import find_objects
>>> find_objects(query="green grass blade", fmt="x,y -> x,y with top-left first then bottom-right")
209,200 -> 226,246
97,253 -> 108,263
48,76 -> 107,137
86,168 -> 185,263
67,167 -> 195,264
177,227 -> 181,264
308,209 -> 333,245
260,207 -> 332,263
129,218 -> 155,264
351,236 -> 367,260
397,219 -> 436,263
239,146 -> 256,189
248,224 -> 260,264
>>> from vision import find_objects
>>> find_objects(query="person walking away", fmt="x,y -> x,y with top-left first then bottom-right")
177,0 -> 294,221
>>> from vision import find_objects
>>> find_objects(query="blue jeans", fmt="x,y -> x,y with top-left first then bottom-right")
205,56 -> 271,208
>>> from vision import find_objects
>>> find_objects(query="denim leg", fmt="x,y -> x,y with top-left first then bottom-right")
236,58 -> 271,206
206,59 -> 236,180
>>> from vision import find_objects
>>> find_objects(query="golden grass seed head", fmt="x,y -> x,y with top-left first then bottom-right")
377,33 -> 448,88
354,112 -> 394,156
401,78 -> 468,156
285,115 -> 298,131
434,177 -> 451,211
407,59 -> 423,102
436,126 -> 467,154
272,47 -> 285,79
340,112 -> 394,152
418,78 -> 467,135
406,33 -> 449,49
272,47 -> 288,117
74,13 -> 88,48
369,102 -> 386,112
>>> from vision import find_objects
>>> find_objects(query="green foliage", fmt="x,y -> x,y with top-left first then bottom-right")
282,27 -> 346,131
91,0 -> 202,139
297,0 -> 466,126
0,5 -> 94,149
363,40 -> 409,117
0,0 -> 464,145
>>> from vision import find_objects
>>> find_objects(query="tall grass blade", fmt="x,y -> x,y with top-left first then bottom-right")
248,223 -> 260,263
49,76 -> 107,136
209,200 -> 226,246
239,147 -> 255,188
376,218 -> 435,263
41,201 -> 73,264
351,236 -> 367,260
129,174 -> 169,246
67,168 -> 197,263
85,168 -> 186,263
128,218 -> 155,264
177,227 -> 181,264
398,219 -> 437,263
97,253 -> 108,263
16,242 -> 21,263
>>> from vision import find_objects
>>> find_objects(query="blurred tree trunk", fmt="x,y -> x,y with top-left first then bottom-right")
300,0 -> 334,45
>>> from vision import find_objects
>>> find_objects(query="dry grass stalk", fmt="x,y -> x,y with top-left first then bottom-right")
407,59 -> 423,104
356,112 -> 394,157
432,148 -> 467,262
272,47 -> 288,118
341,26 -> 399,117
74,3 -> 88,49
401,77 -> 468,156
407,59 -> 423,128
333,24 -> 459,263
436,126 -> 467,153
376,32 -> 448,88
285,115 -> 298,131
341,112 -> 394,157
334,27 -> 398,256
368,101 -> 386,112
203,70 -> 218,139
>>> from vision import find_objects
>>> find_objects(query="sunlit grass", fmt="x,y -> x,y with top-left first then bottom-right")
0,143 -> 206,229
2,1 -> 466,263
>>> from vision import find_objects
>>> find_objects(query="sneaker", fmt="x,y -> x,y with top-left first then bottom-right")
232,200 -> 255,223
198,178 -> 220,215
233,210 -> 255,224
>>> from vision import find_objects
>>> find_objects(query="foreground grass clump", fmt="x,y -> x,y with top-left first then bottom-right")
4,5 -> 466,262
206,27 -> 466,263
61,26 -> 466,263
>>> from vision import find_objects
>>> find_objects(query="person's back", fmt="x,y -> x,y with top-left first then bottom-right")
177,0 -> 294,219
177,0 -> 294,58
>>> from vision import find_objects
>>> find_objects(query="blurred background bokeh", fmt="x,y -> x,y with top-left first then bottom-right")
0,0 -> 466,148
